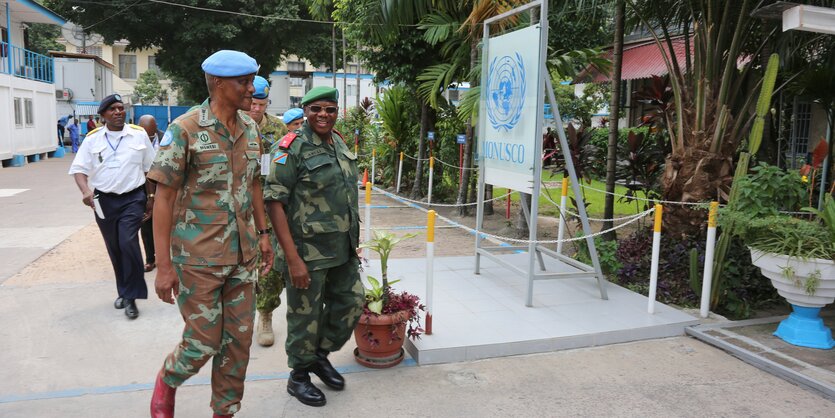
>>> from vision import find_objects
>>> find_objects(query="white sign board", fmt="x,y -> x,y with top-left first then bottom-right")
478,25 -> 541,193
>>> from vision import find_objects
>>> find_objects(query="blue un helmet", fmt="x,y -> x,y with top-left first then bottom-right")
252,76 -> 270,99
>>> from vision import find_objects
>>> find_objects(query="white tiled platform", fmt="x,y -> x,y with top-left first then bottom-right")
369,253 -> 699,365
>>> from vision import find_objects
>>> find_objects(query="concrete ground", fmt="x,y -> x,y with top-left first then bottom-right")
1,157 -> 833,417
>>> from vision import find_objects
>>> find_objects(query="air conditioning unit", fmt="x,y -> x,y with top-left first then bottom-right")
55,89 -> 73,101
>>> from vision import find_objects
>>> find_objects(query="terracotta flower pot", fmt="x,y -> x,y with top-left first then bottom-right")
353,310 -> 410,368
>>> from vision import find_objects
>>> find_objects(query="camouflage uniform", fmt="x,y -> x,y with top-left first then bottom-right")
254,112 -> 287,313
263,122 -> 364,370
148,99 -> 261,415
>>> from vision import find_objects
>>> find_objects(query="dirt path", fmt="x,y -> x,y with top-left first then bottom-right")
5,187 -> 628,286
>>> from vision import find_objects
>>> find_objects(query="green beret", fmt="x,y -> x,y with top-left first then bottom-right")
301,86 -> 339,105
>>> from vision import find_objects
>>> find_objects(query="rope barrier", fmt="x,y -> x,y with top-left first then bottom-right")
433,156 -> 477,170
374,189 -> 513,208
360,153 -> 732,208
538,187 -> 649,223
371,184 -> 655,245
403,153 -> 430,162
576,183 -> 709,207
468,208 -> 656,244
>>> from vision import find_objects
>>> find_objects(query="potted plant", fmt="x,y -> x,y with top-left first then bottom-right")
354,230 -> 424,368
720,163 -> 835,349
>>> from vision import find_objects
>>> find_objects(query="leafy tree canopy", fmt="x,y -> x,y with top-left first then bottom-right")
333,0 -> 443,87
25,23 -> 64,55
133,70 -> 164,104
45,0 -> 335,102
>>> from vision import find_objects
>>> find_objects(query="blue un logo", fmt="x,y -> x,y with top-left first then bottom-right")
486,53 -> 526,132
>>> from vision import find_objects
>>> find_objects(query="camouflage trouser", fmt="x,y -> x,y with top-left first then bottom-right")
256,268 -> 285,313
284,258 -> 364,369
256,232 -> 285,313
160,258 -> 256,416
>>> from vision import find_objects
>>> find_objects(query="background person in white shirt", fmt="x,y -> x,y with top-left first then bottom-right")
69,94 -> 156,319
138,115 -> 164,273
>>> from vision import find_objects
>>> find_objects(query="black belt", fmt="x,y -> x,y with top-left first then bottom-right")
94,186 -> 144,197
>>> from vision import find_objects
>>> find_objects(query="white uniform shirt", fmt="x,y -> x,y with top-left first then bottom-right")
68,125 -> 155,194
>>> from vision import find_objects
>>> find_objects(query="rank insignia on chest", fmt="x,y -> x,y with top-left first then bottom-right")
273,152 -> 289,165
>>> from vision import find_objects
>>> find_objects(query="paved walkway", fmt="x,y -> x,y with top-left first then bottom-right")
0,157 -> 833,416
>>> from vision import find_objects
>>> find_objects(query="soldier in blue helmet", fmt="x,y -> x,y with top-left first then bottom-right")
282,108 -> 305,132
244,75 -> 289,348
149,49 -> 273,418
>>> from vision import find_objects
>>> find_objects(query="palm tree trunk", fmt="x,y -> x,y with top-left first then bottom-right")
484,186 -> 494,215
516,193 -> 531,237
603,0 -> 624,240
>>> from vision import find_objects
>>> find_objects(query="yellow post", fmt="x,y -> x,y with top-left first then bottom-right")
427,210 -> 436,243
365,181 -> 371,204
654,204 -> 663,232
561,177 -> 569,197
354,143 -> 358,155
707,201 -> 719,228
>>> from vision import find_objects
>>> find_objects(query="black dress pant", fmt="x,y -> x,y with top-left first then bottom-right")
140,215 -> 155,265
94,187 -> 148,300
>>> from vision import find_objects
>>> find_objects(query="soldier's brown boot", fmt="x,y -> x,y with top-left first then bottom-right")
256,311 -> 274,347
150,370 -> 176,418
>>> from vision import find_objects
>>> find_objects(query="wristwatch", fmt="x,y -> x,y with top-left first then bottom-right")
258,228 -> 271,236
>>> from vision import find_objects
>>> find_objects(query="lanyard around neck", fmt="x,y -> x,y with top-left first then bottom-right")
105,132 -> 124,152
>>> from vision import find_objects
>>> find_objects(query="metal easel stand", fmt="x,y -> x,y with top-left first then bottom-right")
473,0 -> 607,307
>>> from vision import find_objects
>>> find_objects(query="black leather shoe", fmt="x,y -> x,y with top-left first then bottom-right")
309,349 -> 344,390
114,297 -> 126,309
287,370 -> 326,407
125,299 -> 139,319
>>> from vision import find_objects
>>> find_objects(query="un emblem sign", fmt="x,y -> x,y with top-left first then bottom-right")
486,53 -> 526,132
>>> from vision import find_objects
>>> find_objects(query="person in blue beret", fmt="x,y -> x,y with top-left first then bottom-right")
149,49 -> 273,418
282,108 -> 304,132
244,75 -> 290,349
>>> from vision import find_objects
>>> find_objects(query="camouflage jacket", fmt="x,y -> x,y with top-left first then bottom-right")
257,113 -> 287,152
148,99 -> 262,266
264,122 -> 359,271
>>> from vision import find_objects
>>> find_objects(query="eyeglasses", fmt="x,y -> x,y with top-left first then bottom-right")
308,105 -> 338,114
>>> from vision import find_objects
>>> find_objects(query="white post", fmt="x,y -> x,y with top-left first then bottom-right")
364,182 -> 371,263
556,178 -> 569,254
371,148 -> 376,186
700,202 -> 719,318
648,204 -> 662,314
427,156 -> 434,206
425,210 -> 435,335
396,151 -> 404,194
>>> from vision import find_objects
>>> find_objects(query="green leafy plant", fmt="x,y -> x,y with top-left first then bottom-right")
574,234 -> 621,277
720,172 -> 835,263
358,230 -> 423,341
